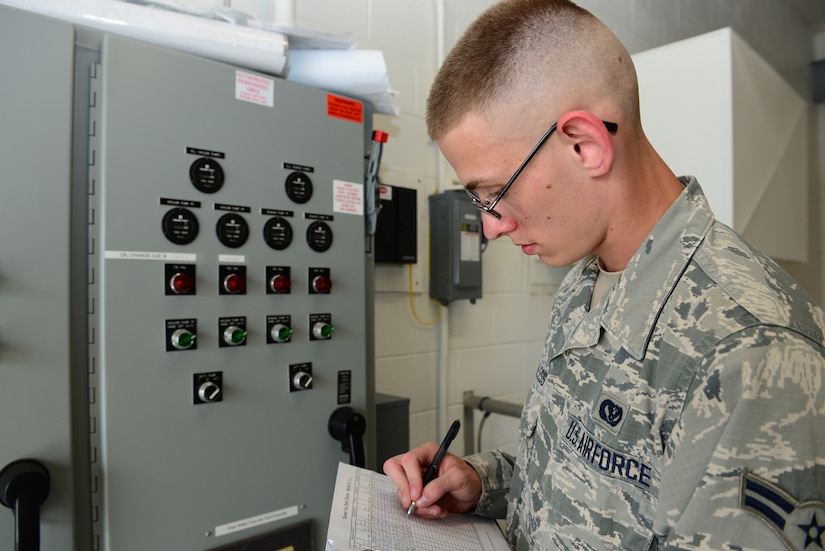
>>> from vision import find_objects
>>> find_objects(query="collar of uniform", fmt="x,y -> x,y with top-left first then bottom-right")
597,176 -> 714,361
541,255 -> 601,362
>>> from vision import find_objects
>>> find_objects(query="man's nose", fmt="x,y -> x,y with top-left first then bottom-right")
481,212 -> 514,241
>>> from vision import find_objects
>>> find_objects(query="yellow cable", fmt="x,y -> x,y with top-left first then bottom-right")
409,263 -> 441,325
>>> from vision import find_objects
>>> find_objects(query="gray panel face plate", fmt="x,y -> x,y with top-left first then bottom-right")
0,6 -> 79,548
92,35 -> 367,550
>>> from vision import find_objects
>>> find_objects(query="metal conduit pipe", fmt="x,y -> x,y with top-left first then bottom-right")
462,391 -> 524,454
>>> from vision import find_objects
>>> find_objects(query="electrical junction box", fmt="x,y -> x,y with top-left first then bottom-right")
429,190 -> 483,305
375,184 -> 417,264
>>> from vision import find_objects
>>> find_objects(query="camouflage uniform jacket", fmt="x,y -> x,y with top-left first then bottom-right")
464,177 -> 825,550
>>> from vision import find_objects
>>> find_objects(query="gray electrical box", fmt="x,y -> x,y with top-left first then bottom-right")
813,59 -> 825,103
429,190 -> 483,305
375,393 -> 410,472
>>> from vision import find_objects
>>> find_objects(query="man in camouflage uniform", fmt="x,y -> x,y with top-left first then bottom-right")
464,175 -> 825,549
384,0 -> 825,549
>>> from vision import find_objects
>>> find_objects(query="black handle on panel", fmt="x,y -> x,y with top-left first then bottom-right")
328,407 -> 367,468
0,459 -> 51,551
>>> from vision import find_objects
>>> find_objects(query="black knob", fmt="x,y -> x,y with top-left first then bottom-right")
328,407 -> 366,468
0,459 -> 51,551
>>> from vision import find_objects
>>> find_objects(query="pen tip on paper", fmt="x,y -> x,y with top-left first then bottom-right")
407,501 -> 417,515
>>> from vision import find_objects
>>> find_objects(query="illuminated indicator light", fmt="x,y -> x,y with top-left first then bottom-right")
224,326 -> 247,345
312,275 -> 332,294
271,324 -> 293,342
170,272 -> 194,294
223,273 -> 246,294
313,322 -> 334,339
171,329 -> 196,350
270,274 -> 291,294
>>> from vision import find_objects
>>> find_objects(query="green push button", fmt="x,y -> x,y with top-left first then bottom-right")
171,328 -> 196,350
224,325 -> 247,346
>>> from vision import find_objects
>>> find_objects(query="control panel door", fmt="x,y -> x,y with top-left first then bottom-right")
90,34 -> 369,550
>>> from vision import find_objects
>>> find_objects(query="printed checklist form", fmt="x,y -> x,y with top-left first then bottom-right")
326,462 -> 510,551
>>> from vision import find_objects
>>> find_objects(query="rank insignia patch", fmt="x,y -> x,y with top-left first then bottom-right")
741,469 -> 825,550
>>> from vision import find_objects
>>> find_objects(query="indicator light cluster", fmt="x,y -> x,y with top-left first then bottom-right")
164,263 -> 336,353
166,264 -> 333,296
166,316 -> 334,351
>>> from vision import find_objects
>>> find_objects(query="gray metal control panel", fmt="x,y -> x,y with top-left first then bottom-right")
0,5 -> 373,550
90,35 -> 370,551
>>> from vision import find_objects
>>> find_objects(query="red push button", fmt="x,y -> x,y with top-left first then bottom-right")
223,273 -> 246,294
170,272 -> 194,294
312,275 -> 332,294
270,274 -> 291,294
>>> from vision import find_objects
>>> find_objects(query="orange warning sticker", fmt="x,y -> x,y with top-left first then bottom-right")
327,94 -> 363,123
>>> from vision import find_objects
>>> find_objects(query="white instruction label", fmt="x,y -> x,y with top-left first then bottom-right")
214,505 -> 299,537
460,227 -> 480,262
104,250 -> 196,262
333,179 -> 364,215
235,70 -> 274,107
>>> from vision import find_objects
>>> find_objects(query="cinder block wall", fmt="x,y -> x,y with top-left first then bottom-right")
154,0 -> 824,456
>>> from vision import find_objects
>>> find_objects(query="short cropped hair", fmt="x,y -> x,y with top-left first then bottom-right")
426,0 -> 639,140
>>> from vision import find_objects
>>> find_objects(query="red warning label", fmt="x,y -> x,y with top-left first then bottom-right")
327,94 -> 363,123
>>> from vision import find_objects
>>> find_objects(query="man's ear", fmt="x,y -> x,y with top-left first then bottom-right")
556,110 -> 614,176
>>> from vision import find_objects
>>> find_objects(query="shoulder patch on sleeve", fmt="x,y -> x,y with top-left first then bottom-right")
741,469 -> 825,551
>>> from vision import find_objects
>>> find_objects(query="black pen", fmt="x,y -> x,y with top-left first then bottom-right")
407,419 -> 461,515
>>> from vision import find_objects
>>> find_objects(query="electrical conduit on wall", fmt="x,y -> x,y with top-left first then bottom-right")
434,0 -> 450,439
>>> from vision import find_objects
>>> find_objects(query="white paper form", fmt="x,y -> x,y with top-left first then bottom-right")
326,462 -> 511,551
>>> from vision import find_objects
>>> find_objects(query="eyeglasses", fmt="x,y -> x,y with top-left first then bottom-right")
465,120 -> 619,219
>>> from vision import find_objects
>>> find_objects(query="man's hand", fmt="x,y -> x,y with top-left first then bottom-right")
383,443 -> 482,518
